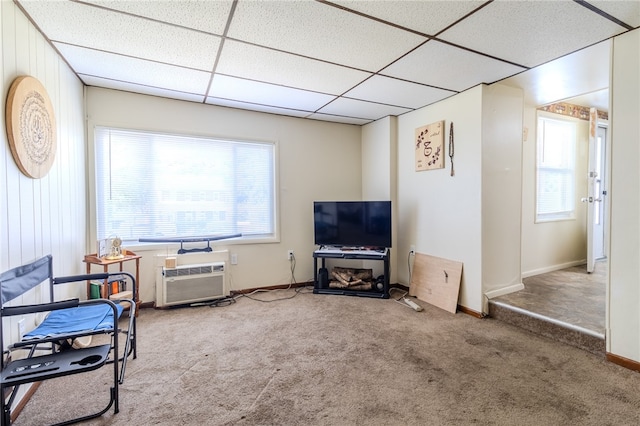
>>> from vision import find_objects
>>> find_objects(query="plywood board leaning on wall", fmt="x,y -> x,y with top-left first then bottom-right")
410,253 -> 463,314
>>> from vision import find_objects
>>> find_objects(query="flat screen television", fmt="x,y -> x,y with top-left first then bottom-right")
313,201 -> 392,249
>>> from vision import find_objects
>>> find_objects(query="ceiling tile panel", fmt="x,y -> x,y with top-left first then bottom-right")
330,0 -> 486,35
208,75 -> 336,111
205,97 -> 311,118
587,0 -> 640,28
55,43 -> 211,94
317,98 -> 411,121
501,40 -> 611,108
20,0 -> 220,70
227,0 -> 426,71
84,0 -> 234,34
81,75 -> 206,103
438,0 -> 628,68
381,40 -> 526,92
344,75 -> 456,109
307,113 -> 372,126
216,40 -> 372,95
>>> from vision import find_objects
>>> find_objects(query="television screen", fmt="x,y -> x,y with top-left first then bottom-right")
313,201 -> 392,249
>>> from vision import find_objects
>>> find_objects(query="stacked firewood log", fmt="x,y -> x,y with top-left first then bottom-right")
329,267 -> 373,290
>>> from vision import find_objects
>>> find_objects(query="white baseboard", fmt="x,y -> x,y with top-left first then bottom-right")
522,259 -> 586,278
484,283 -> 525,300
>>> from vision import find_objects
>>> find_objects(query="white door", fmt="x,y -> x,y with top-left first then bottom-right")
585,108 -> 607,273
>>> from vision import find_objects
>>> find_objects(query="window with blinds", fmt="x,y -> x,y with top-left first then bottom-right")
536,115 -> 577,222
94,127 -> 276,243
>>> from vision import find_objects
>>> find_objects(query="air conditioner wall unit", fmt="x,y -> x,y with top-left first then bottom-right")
159,262 -> 228,307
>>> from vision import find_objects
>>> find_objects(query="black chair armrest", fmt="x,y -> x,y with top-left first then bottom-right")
1,299 -> 80,317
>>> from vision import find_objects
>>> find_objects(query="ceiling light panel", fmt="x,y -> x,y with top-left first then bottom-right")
81,75 -> 206,104
216,40 -> 372,95
344,75 -> 455,109
381,40 -> 525,92
208,75 -> 336,111
227,0 -> 426,71
329,0 -> 486,35
83,0 -> 234,34
55,43 -> 211,94
19,0 -> 220,70
438,0 -> 628,68
318,98 -> 411,121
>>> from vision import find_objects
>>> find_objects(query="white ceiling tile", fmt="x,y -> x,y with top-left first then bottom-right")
318,98 -> 411,121
80,75 -> 206,103
382,40 -> 525,92
501,40 -> 611,108
228,0 -> 426,71
307,113 -> 372,126
20,0 -> 220,70
344,75 -> 456,109
205,98 -> 311,118
55,43 -> 211,94
331,0 -> 486,35
216,40 -> 372,95
84,0 -> 234,34
208,75 -> 336,111
588,1 -> 640,28
438,0 -> 628,68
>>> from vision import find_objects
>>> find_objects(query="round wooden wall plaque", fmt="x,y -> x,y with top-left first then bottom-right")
5,75 -> 57,179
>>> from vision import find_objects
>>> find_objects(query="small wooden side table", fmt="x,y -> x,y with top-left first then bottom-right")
83,250 -> 141,314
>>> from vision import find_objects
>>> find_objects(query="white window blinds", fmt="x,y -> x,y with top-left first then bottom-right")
94,127 -> 276,242
536,116 -> 576,221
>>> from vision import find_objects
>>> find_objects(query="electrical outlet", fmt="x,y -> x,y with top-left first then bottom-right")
230,253 -> 238,265
409,245 -> 415,255
287,250 -> 294,260
18,318 -> 25,340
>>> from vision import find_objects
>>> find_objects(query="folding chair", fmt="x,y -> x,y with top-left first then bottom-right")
0,255 -> 136,425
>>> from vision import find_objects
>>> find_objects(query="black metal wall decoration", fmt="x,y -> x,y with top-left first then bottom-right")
448,122 -> 455,177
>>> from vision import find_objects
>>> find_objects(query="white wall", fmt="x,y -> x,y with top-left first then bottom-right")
608,28 -> 640,360
0,0 -> 86,406
395,87 -> 484,311
361,116 -> 398,282
85,88 -> 363,303
481,84 -> 523,298
521,108 -> 589,276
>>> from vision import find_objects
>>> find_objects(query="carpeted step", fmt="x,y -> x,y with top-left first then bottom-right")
488,299 -> 605,356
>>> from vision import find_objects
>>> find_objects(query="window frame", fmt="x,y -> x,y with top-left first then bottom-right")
535,112 -> 578,223
89,125 -> 280,251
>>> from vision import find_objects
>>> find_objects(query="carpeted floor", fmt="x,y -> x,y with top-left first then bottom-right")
13,287 -> 640,425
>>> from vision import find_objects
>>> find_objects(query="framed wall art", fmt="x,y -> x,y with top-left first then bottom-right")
415,120 -> 444,171
5,75 -> 57,179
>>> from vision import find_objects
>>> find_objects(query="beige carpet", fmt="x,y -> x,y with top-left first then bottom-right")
13,287 -> 640,425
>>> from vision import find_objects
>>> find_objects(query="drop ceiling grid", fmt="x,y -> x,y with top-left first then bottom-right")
381,40 -> 526,92
20,0 -> 222,71
55,44 -> 212,95
227,0 -> 427,71
438,1 -> 629,68
84,0 -> 235,35
329,0 -> 487,36
215,40 -> 372,95
343,75 -> 456,109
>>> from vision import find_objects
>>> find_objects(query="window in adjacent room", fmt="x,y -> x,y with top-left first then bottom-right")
94,127 -> 277,243
536,114 -> 577,222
